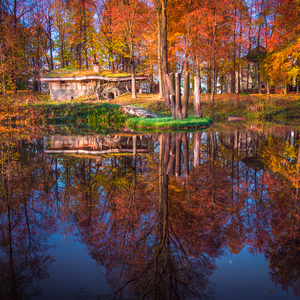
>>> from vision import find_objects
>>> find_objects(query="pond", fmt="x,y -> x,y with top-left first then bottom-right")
1,125 -> 300,300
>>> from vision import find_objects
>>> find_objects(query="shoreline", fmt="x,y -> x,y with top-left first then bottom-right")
1,92 -> 300,129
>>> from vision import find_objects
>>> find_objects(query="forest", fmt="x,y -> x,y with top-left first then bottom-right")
0,0 -> 299,103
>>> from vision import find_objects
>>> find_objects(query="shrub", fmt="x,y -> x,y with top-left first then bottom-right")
86,103 -> 126,129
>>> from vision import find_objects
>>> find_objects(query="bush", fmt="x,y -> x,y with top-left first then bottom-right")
86,103 -> 126,129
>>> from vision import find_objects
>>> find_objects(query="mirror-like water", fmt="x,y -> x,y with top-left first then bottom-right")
1,127 -> 300,300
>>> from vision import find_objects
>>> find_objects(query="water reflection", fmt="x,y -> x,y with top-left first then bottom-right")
0,129 -> 300,299
0,140 -> 57,299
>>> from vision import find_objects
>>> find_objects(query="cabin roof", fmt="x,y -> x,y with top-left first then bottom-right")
41,67 -> 148,82
243,46 -> 267,61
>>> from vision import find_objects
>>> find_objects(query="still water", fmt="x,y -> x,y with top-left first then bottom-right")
1,126 -> 300,299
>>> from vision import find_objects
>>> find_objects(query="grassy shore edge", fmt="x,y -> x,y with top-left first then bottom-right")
125,116 -> 213,130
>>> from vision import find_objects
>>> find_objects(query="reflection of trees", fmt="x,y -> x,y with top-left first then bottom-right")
259,134 -> 300,295
75,133 -> 218,299
40,129 -> 300,298
4,129 -> 300,298
0,140 -> 57,299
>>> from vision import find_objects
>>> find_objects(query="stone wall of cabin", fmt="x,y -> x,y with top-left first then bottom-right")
49,81 -> 92,100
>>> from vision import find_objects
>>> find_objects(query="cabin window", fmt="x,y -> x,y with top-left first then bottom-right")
252,85 -> 255,88
261,85 -> 265,88
81,80 -> 89,84
60,80 -> 67,90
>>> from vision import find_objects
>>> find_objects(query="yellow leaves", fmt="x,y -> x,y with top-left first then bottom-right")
263,35 -> 300,85
261,137 -> 300,188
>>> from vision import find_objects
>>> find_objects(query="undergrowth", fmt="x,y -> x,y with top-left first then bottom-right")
86,103 -> 126,130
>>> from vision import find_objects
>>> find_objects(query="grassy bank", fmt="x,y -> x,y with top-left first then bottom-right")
0,92 -> 127,133
1,91 -> 300,131
126,116 -> 213,130
111,92 -> 300,122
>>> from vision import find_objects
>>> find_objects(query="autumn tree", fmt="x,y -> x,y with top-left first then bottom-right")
108,0 -> 150,98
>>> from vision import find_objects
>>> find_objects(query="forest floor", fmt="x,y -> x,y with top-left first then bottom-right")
0,91 -> 300,128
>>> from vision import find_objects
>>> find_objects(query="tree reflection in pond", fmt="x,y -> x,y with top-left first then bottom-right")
0,139 -> 57,299
1,129 -> 300,299
75,132 -> 217,299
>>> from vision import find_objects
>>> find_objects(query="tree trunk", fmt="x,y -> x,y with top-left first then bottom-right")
247,63 -> 249,93
48,16 -> 54,71
167,74 -> 176,118
182,72 -> 189,118
2,73 -> 8,106
157,8 -> 163,98
82,0 -> 88,69
194,76 -> 202,117
233,5 -> 237,93
207,62 -> 211,93
175,73 -> 182,119
285,83 -> 288,94
78,44 -> 82,69
161,0 -> 169,106
167,73 -> 175,95
169,94 -> 176,119
257,36 -> 261,93
183,0 -> 190,73
60,32 -> 64,68
210,23 -> 216,104
131,60 -> 136,98
238,12 -> 242,93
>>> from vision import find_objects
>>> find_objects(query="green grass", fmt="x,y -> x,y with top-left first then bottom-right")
125,116 -> 213,130
45,67 -> 144,78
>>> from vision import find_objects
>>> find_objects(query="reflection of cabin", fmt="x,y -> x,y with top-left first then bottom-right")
41,63 -> 148,101
225,131 -> 265,171
44,135 -> 149,155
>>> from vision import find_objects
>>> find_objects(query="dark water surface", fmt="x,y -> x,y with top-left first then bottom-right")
1,127 -> 300,300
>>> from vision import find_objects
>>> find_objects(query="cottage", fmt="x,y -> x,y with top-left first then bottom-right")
41,63 -> 148,101
226,47 -> 268,93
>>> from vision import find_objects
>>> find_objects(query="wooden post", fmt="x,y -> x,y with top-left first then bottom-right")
175,73 -> 182,119
194,76 -> 202,117
182,72 -> 189,119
